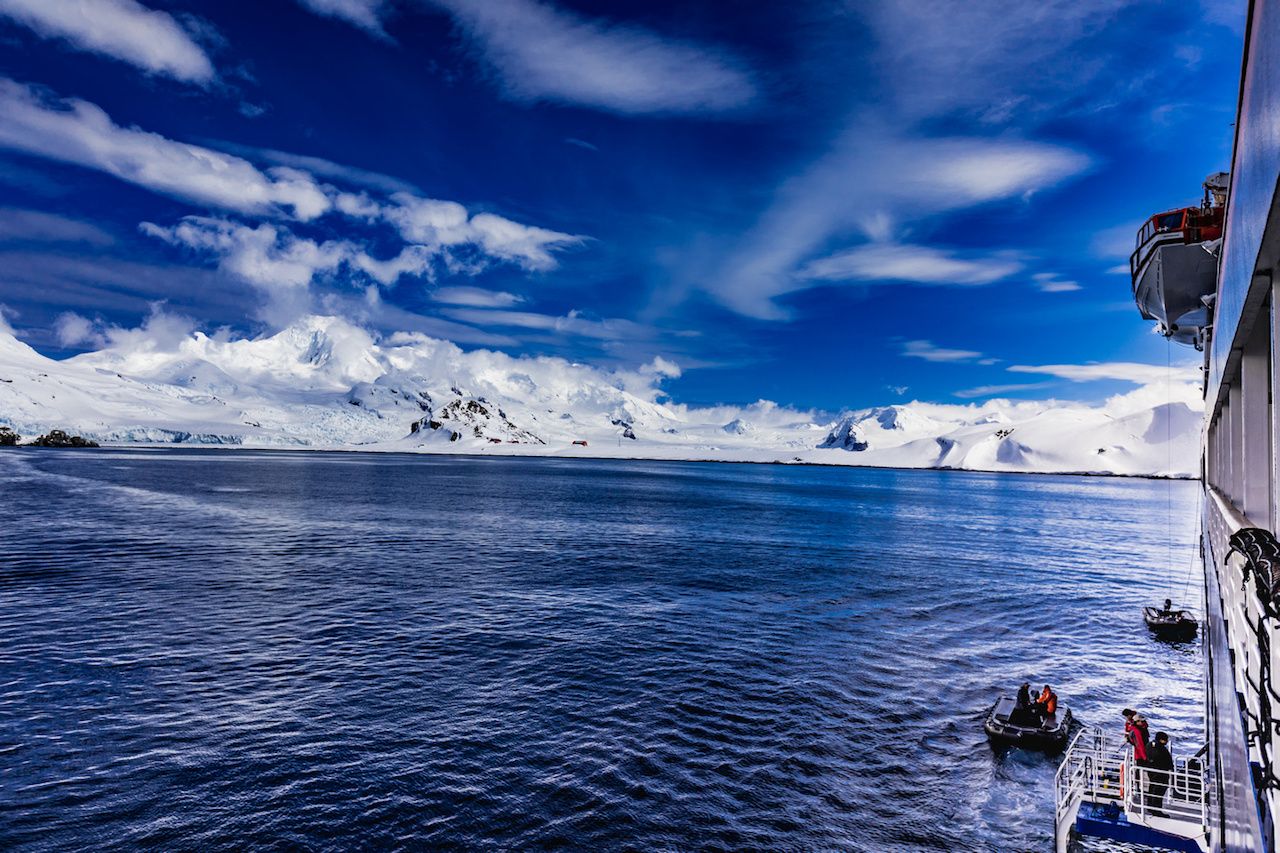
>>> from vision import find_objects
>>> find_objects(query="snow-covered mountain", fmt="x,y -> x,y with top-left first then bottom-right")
0,315 -> 1202,477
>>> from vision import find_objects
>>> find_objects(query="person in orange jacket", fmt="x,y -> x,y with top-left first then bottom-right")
1035,684 -> 1058,720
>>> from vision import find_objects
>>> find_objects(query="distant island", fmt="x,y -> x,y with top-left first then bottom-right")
0,316 -> 1200,479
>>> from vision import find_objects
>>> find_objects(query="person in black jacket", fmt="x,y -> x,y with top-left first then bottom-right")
1146,731 -> 1175,816
1013,682 -> 1034,725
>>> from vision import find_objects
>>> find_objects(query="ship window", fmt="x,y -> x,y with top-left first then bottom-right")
1158,212 -> 1185,230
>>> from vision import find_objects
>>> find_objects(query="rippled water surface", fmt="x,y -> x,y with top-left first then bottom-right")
0,449 -> 1202,851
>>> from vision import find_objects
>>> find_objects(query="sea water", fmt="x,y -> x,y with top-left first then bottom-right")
0,449 -> 1201,851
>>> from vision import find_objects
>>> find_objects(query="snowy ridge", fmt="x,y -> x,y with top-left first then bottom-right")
0,315 -> 1201,477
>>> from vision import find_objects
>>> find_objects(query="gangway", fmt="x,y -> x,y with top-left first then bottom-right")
1054,727 -> 1209,853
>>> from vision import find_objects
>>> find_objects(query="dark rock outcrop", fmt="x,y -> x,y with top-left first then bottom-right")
819,419 -> 868,451
409,396 -> 544,444
0,426 -> 18,446
30,429 -> 99,448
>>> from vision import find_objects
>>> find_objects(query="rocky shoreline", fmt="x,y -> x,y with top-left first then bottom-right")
0,427 -> 99,448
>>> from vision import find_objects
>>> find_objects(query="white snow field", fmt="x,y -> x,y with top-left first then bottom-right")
0,315 -> 1201,477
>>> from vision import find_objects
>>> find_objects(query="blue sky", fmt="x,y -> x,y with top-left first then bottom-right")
0,0 -> 1245,411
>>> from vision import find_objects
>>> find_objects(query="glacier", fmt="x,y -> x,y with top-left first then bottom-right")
0,315 -> 1202,478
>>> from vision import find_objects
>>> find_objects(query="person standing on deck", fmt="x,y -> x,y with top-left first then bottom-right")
1124,708 -> 1153,807
1146,732 -> 1175,816
1123,709 -> 1151,762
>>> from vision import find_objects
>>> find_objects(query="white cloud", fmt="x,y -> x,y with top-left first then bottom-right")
384,193 -> 580,271
802,243 -> 1021,285
334,191 -> 384,220
640,355 -> 681,379
1032,272 -> 1083,293
295,0 -> 388,37
141,218 -> 357,291
918,139 -> 1091,206
141,212 -> 574,323
0,79 -> 330,219
53,311 -> 107,347
424,0 -> 756,114
0,0 -> 215,83
468,212 -> 580,270
97,303 -> 198,354
901,339 -> 984,363
430,286 -> 524,308
383,194 -> 470,245
1009,361 -> 1198,385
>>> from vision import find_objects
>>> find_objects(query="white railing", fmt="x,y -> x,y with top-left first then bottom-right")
1056,727 -> 1209,851
1055,728 -> 1126,851
1123,746 -> 1210,832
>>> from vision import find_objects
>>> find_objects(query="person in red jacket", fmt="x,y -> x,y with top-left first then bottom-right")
1123,708 -> 1150,763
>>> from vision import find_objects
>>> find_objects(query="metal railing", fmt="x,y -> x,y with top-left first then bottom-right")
1056,728 -> 1124,815
1056,727 -> 1208,849
1123,744 -> 1210,830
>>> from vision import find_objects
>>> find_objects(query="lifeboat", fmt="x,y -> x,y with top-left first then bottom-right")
1129,172 -> 1227,348
983,696 -> 1073,752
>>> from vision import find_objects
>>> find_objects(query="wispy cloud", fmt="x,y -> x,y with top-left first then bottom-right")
295,0 -> 388,37
707,131 -> 1090,319
1092,222 -> 1140,259
423,0 -> 756,115
1009,361 -> 1196,384
0,208 -> 114,245
0,0 -> 215,83
0,250 -> 243,319
861,0 -> 1133,124
0,303 -> 18,337
1032,272 -> 1082,293
901,339 -> 983,363
802,243 -> 1021,286
953,381 -> 1055,399
675,0 -> 1156,324
211,142 -> 421,196
440,307 -> 647,341
430,286 -> 525,308
0,79 -> 330,219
